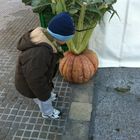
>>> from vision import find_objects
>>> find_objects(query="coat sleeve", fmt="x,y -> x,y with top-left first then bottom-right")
22,47 -> 53,101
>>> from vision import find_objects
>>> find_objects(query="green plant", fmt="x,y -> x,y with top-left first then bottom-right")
65,0 -> 118,54
22,0 -> 118,54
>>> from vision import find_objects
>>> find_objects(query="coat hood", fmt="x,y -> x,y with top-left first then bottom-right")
17,27 -> 57,53
17,29 -> 34,51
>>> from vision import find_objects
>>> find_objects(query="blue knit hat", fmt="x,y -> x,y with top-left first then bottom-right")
47,12 -> 75,41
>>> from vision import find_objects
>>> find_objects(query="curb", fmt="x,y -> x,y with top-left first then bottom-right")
61,79 -> 94,140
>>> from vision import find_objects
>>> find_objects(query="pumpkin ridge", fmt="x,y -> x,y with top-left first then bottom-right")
90,51 -> 99,69
79,55 -> 85,82
72,55 -> 83,83
60,52 -> 72,75
84,54 -> 94,77
59,56 -> 69,76
66,54 -> 75,81
84,51 -> 98,72
80,55 -> 91,82
71,54 -> 75,82
63,55 -> 72,80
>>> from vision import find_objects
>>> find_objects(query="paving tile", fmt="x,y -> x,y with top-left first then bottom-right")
31,131 -> 39,138
23,131 -> 32,137
16,130 -> 24,137
47,133 -> 55,140
26,124 -> 34,130
41,125 -> 49,132
39,132 -> 47,139
71,84 -> 93,103
12,137 -> 21,140
70,102 -> 92,121
62,121 -> 89,140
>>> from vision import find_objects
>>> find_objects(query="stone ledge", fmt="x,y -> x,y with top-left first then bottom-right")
69,102 -> 92,121
62,120 -> 89,140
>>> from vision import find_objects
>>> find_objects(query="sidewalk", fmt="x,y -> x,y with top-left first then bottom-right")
0,1 -> 93,140
89,68 -> 140,140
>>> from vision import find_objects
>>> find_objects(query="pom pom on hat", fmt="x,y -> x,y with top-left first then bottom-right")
47,12 -> 75,41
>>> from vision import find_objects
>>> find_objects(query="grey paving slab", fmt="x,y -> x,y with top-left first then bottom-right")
70,80 -> 94,104
0,0 -> 72,140
90,68 -> 140,140
62,120 -> 90,140
69,102 -> 92,121
61,80 -> 94,140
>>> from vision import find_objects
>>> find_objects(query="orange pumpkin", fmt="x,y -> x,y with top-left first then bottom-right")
59,49 -> 99,83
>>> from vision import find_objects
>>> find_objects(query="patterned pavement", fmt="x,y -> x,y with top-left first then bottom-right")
0,1 -> 72,140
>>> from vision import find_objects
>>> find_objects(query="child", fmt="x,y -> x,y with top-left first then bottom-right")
15,12 -> 75,119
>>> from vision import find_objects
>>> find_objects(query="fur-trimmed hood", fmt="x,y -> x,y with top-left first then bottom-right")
17,27 -> 57,53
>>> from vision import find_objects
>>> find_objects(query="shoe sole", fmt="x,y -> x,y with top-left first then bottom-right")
42,111 -> 62,119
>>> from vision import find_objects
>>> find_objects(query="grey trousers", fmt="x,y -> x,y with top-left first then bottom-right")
33,98 -> 54,115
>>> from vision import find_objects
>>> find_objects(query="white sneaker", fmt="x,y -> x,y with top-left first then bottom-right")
42,109 -> 61,119
50,92 -> 58,101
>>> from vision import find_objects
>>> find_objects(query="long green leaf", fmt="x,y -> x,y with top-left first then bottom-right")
109,5 -> 120,21
22,0 -> 31,5
32,0 -> 51,13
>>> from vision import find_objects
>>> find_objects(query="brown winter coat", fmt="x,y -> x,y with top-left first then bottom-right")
15,27 -> 60,101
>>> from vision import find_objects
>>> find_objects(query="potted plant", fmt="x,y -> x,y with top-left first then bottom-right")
22,0 -> 118,83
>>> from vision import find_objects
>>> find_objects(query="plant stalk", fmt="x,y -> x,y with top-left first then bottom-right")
78,29 -> 93,53
60,0 -> 67,11
75,3 -> 86,48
